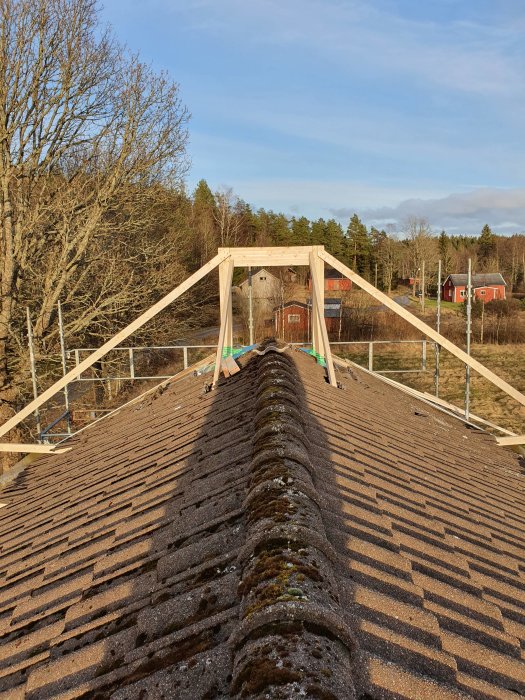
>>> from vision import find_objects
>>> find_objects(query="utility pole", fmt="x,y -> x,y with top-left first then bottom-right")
374,262 -> 378,289
465,258 -> 472,420
435,259 -> 441,397
248,266 -> 254,345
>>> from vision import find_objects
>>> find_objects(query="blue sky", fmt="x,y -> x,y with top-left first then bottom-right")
100,0 -> 525,235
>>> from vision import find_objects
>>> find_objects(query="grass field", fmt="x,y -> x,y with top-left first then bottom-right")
334,341 -> 525,435
417,298 -> 463,311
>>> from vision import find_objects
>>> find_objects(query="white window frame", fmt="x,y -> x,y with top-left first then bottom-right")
287,313 -> 301,323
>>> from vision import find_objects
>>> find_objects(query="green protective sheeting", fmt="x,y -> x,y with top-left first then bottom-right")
299,347 -> 326,367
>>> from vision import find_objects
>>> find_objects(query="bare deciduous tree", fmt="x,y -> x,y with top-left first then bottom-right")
0,0 -> 189,447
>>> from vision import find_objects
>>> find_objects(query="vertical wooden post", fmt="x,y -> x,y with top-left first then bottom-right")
213,257 -> 234,386
219,254 -> 233,356
310,246 -> 325,358
309,249 -> 337,387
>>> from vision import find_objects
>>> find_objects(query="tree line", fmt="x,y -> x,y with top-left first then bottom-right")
184,182 -> 525,294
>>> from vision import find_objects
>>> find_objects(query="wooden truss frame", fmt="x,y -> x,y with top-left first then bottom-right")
1,245 -> 524,454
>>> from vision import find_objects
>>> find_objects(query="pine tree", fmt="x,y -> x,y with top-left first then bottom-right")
290,217 -> 311,245
478,224 -> 497,266
438,230 -> 452,274
311,218 -> 328,246
325,219 -> 345,258
346,214 -> 371,276
192,180 -> 217,266
269,213 -> 291,245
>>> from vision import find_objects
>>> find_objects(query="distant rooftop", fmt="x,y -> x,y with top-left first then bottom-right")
447,273 -> 506,287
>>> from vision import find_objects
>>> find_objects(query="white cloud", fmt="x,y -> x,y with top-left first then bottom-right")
200,177 -> 448,218
359,188 -> 525,234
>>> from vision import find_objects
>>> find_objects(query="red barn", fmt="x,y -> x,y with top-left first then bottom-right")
273,301 -> 309,341
442,273 -> 507,303
273,299 -> 344,341
323,298 -> 343,334
308,267 -> 352,292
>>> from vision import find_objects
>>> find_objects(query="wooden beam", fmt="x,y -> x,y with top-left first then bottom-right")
220,246 -> 314,267
320,249 -> 525,409
219,257 -> 233,353
496,435 -> 525,446
213,257 -> 234,386
309,248 -> 322,356
309,249 -> 337,387
222,355 -> 240,376
0,252 -> 228,440
0,443 -> 71,454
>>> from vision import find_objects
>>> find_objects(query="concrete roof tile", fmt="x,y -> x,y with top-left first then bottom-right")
0,343 -> 524,698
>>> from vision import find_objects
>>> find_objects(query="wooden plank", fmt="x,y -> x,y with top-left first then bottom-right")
309,249 -> 337,387
222,355 -> 240,376
0,253 -> 228,440
213,257 -> 234,386
496,435 -> 525,446
0,443 -> 71,454
309,248 -> 322,355
320,249 -> 525,408
221,246 -> 313,267
219,257 -> 233,352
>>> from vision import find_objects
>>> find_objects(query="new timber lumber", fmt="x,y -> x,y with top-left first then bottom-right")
0,252 -> 228,441
0,443 -> 71,454
213,257 -> 234,386
320,249 -> 525,409
309,249 -> 337,387
220,246 -> 313,267
222,355 -> 240,376
496,435 -> 525,446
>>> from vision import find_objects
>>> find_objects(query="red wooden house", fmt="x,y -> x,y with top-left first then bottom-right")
273,301 -> 309,341
273,298 -> 344,341
308,267 -> 352,292
442,273 -> 507,303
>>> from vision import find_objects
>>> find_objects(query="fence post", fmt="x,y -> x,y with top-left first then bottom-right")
74,349 -> 81,381
422,339 -> 427,370
129,348 -> 135,379
183,346 -> 188,370
368,342 -> 374,371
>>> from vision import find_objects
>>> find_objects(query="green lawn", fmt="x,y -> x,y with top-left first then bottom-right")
413,297 -> 462,311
